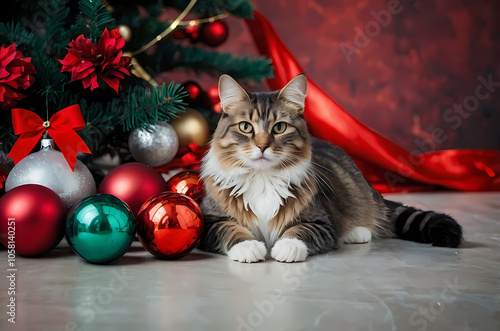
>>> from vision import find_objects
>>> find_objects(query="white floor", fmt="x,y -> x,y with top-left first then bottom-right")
1,192 -> 499,331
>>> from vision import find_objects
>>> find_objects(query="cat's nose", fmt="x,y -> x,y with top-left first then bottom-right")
257,144 -> 269,153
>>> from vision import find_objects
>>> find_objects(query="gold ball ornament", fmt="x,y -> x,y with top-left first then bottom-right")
170,108 -> 210,148
118,25 -> 132,42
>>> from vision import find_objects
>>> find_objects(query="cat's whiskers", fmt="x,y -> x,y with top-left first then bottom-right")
285,153 -> 336,196
272,153 -> 322,202
217,150 -> 247,170
273,151 -> 335,203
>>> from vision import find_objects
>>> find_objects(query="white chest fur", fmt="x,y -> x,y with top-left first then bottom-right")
242,171 -> 292,246
201,150 -> 310,246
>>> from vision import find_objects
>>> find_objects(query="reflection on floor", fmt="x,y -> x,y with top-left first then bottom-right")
1,192 -> 499,331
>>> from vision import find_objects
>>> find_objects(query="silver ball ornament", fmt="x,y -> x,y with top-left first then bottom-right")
128,122 -> 179,167
5,139 -> 96,208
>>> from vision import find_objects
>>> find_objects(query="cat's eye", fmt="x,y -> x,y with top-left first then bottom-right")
272,122 -> 287,134
239,121 -> 253,133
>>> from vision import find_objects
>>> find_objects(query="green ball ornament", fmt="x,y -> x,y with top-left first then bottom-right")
65,194 -> 136,264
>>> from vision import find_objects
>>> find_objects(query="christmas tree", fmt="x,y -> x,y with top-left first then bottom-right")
0,0 -> 273,175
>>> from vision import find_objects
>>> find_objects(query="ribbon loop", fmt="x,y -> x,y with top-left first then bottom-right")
7,105 -> 92,171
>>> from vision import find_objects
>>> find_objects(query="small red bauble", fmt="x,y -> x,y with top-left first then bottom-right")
200,21 -> 228,47
185,23 -> 200,42
166,170 -> 205,204
182,81 -> 202,105
136,192 -> 203,259
212,103 -> 222,113
206,85 -> 221,113
0,184 -> 67,256
98,162 -> 167,216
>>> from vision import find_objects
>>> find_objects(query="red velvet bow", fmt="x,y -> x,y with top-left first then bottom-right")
7,105 -> 91,171
155,143 -> 209,174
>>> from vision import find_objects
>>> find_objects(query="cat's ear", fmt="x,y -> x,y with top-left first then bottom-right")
278,74 -> 307,110
218,74 -> 250,114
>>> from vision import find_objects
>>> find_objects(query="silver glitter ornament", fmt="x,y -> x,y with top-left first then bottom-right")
5,139 -> 96,208
128,121 -> 179,167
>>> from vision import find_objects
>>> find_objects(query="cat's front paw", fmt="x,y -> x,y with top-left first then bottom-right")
271,238 -> 308,263
227,240 -> 267,263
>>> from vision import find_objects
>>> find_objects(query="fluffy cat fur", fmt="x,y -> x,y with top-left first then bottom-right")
198,74 -> 462,263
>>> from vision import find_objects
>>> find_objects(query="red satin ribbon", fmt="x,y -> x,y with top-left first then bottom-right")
7,105 -> 91,171
246,11 -> 500,192
155,143 -> 209,174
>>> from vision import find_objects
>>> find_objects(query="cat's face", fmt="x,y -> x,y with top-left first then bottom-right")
211,74 -> 311,171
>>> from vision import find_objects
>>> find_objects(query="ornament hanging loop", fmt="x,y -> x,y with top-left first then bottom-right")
43,120 -> 50,128
40,138 -> 54,150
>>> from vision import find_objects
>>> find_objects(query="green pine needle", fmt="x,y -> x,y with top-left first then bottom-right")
77,99 -> 121,153
43,0 -> 71,57
0,119 -> 15,154
0,21 -> 42,50
120,82 -> 188,132
74,0 -> 116,43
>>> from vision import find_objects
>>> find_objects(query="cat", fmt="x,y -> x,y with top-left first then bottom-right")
198,74 -> 462,263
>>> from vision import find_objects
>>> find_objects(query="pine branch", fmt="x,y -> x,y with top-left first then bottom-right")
76,99 -> 122,153
0,117 -> 15,154
120,82 -> 188,132
36,62 -> 70,104
0,22 -> 42,50
166,0 -> 254,18
43,0 -> 71,57
154,41 -> 274,81
74,0 -> 116,43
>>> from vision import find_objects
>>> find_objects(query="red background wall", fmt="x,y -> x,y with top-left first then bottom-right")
219,0 -> 500,153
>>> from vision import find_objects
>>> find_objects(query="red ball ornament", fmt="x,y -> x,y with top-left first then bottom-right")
206,86 -> 219,104
212,103 -> 222,113
206,86 -> 221,113
171,29 -> 186,40
200,21 -> 228,47
182,81 -> 203,105
0,184 -> 67,256
166,170 -> 205,204
98,163 -> 167,216
136,192 -> 203,259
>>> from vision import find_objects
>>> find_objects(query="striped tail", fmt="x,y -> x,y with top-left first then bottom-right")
384,200 -> 463,248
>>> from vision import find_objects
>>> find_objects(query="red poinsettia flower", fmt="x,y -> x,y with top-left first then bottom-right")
0,43 -> 36,110
59,28 -> 131,93
0,168 -> 7,189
